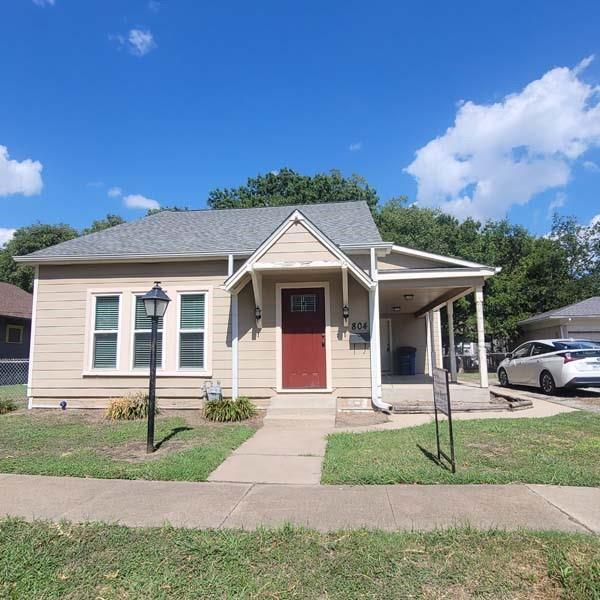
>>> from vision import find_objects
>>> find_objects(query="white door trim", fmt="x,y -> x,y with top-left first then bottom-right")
275,281 -> 332,393
380,317 -> 392,374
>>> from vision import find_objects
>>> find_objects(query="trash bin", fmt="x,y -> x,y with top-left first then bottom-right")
395,346 -> 416,376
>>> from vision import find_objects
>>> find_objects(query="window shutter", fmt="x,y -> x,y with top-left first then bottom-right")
93,333 -> 117,368
95,296 -> 119,330
135,297 -> 163,330
134,332 -> 163,368
179,332 -> 204,369
180,294 -> 205,329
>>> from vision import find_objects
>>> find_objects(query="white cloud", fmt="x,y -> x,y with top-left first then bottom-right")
123,194 -> 159,210
32,0 -> 55,6
128,29 -> 156,56
0,228 -> 16,247
547,192 -> 566,218
107,186 -> 122,198
583,160 -> 600,172
349,142 -> 362,151
406,56 -> 600,221
0,145 -> 43,197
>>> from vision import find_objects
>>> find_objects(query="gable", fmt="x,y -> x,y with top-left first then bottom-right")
377,253 -> 447,270
259,221 -> 338,264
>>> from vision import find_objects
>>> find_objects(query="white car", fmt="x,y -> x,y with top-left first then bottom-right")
497,339 -> 600,394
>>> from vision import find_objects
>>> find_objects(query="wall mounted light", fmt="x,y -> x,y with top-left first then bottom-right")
392,306 -> 401,312
403,294 -> 414,301
342,304 -> 350,320
255,306 -> 262,321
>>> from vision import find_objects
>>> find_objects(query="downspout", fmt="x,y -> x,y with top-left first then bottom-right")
369,248 -> 393,413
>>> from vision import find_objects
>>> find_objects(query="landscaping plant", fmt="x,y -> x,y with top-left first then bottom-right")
204,397 -> 257,422
105,392 -> 158,421
0,399 -> 17,415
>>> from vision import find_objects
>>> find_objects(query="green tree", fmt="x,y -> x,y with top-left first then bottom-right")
207,168 -> 379,210
0,224 -> 78,292
146,206 -> 190,216
81,214 -> 125,235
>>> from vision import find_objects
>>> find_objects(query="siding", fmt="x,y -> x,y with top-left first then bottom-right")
377,253 -> 446,270
260,222 -> 337,263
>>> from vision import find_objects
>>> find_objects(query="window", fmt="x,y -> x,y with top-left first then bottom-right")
512,344 -> 532,359
5,324 -> 24,344
291,294 -> 316,312
178,293 -> 205,369
531,343 -> 553,356
133,295 -> 163,369
92,296 -> 119,369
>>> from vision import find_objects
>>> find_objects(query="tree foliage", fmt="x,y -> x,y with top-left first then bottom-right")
207,168 -> 378,210
81,214 -> 125,235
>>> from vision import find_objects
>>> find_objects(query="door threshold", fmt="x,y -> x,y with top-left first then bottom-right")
277,388 -> 333,394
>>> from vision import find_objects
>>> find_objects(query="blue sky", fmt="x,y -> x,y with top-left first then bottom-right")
1,0 -> 600,244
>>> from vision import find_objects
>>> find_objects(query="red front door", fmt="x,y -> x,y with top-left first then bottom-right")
282,287 -> 326,389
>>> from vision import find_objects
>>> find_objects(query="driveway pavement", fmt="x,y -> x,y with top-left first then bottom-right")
1,474 -> 598,533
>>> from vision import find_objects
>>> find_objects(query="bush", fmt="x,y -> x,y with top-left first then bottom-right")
105,392 -> 158,420
204,397 -> 257,422
0,399 -> 17,415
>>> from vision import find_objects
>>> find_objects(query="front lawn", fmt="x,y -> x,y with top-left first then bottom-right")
1,519 -> 599,599
322,411 -> 600,486
0,409 -> 259,481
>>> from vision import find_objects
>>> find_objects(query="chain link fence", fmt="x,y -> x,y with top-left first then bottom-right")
0,359 -> 29,403
443,352 -> 509,373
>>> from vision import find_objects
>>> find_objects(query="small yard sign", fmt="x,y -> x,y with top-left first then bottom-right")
432,367 -> 456,473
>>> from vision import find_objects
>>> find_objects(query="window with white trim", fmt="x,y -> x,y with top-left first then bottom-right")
133,295 -> 163,369
178,293 -> 206,370
92,295 -> 120,369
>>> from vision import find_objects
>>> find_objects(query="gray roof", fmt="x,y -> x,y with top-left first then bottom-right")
22,201 -> 383,261
520,297 -> 600,325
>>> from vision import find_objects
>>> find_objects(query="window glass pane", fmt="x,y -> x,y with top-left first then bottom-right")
180,294 -> 205,329
93,333 -> 117,368
133,332 -> 163,368
291,294 -> 316,312
135,296 -> 163,330
179,332 -> 204,369
6,326 -> 23,344
95,296 -> 119,330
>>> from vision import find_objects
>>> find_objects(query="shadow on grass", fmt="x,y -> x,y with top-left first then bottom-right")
417,444 -> 453,472
155,427 -> 193,450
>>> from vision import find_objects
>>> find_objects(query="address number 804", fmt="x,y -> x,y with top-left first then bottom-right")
351,322 -> 368,331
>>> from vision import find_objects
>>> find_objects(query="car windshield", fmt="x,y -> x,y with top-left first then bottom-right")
552,340 -> 600,350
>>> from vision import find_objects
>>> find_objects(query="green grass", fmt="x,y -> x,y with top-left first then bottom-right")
0,411 -> 257,481
457,371 -> 499,384
0,383 -> 26,400
1,519 -> 598,599
322,411 -> 600,486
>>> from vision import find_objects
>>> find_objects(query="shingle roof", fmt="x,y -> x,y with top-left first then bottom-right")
520,297 -> 600,325
0,282 -> 32,319
22,201 -> 383,261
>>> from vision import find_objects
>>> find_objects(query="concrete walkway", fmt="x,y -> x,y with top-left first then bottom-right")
1,474 -> 599,533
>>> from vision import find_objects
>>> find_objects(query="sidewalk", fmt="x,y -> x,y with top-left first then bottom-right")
1,473 -> 599,534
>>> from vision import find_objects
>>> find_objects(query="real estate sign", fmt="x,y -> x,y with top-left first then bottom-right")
432,367 -> 456,473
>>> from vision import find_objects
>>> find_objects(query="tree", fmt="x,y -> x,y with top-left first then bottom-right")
81,214 -> 125,235
0,224 -> 78,292
207,168 -> 379,210
146,206 -> 190,216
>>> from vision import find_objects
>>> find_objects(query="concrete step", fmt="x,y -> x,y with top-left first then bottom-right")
262,417 -> 336,429
265,407 -> 335,417
269,395 -> 337,409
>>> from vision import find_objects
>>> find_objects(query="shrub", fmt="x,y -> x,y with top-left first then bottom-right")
105,392 -> 158,420
0,399 -> 17,415
204,396 -> 257,422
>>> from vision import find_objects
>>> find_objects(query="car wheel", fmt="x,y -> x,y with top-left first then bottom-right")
498,368 -> 509,387
540,371 -> 556,395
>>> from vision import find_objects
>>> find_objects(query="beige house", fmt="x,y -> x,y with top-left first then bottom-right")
17,201 -> 498,411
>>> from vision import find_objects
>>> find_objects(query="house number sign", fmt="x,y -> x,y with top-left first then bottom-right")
351,321 -> 369,331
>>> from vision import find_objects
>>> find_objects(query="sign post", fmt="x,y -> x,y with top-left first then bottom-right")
432,367 -> 456,473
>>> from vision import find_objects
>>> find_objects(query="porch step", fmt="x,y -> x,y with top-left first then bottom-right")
263,395 -> 337,428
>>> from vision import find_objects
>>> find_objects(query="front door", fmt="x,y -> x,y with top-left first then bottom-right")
380,318 -> 392,373
282,287 -> 326,389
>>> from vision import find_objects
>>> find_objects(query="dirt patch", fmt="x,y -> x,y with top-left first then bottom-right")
101,440 -> 194,462
335,411 -> 389,428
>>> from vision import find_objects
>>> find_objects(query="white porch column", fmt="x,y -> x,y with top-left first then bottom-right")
447,300 -> 457,383
228,255 -> 239,399
425,311 -> 433,377
369,248 -> 383,406
432,309 -> 443,368
475,286 -> 489,388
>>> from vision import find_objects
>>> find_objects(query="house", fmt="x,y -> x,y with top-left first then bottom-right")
0,282 -> 32,359
519,297 -> 600,342
15,201 -> 499,411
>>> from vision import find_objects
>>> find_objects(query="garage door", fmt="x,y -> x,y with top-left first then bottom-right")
567,329 -> 600,341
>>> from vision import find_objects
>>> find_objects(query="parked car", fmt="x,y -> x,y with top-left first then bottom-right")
497,339 -> 600,394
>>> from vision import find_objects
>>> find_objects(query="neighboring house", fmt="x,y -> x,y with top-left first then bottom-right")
15,201 -> 498,410
519,297 -> 600,342
0,282 -> 32,359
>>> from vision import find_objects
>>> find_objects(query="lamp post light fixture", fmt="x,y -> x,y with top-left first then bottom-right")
342,304 -> 350,321
141,281 -> 171,453
255,306 -> 262,322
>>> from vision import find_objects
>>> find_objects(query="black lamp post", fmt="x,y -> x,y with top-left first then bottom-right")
141,281 -> 171,453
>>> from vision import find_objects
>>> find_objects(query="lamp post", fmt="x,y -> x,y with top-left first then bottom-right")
141,281 -> 171,453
